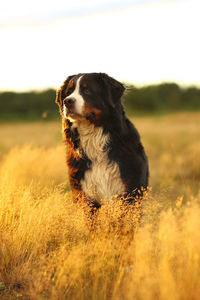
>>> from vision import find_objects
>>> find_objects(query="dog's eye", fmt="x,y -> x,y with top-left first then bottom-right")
83,87 -> 91,95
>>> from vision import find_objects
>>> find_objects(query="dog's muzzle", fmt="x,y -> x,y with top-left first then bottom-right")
64,97 -> 75,112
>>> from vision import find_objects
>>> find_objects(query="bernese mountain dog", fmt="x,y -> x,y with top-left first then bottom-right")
56,73 -> 149,213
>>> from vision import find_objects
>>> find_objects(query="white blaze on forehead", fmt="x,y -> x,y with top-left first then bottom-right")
66,75 -> 84,115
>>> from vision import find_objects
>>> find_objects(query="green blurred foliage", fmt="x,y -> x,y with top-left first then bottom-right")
0,89 -> 58,121
124,83 -> 200,114
0,83 -> 200,121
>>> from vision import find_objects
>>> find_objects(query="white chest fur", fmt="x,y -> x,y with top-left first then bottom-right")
76,120 -> 125,204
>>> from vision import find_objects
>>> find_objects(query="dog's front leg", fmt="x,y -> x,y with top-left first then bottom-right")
74,191 -> 101,215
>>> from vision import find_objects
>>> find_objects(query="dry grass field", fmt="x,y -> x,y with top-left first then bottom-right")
0,112 -> 200,299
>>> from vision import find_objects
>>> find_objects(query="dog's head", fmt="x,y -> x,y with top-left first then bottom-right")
56,73 -> 125,124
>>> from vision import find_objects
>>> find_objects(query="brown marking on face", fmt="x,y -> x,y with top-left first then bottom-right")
82,82 -> 87,88
68,79 -> 74,89
83,102 -> 103,123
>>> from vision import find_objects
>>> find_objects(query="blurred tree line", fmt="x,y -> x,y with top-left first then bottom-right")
0,83 -> 200,121
124,83 -> 200,114
0,89 -> 57,121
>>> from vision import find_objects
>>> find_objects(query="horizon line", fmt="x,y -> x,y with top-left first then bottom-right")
1,79 -> 199,93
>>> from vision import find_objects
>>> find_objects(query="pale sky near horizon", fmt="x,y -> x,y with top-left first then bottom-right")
0,0 -> 199,91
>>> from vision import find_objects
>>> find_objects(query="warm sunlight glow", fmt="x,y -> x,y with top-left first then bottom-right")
1,113 -> 200,298
0,0 -> 199,91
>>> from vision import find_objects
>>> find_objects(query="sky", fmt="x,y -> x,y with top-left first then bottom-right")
0,0 -> 199,91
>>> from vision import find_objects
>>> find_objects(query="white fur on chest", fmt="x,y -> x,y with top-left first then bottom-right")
76,120 -> 125,204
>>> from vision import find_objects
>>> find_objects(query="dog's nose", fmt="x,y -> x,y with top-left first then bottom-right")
64,97 -> 75,107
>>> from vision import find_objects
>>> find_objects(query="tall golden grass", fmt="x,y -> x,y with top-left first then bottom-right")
0,112 -> 200,299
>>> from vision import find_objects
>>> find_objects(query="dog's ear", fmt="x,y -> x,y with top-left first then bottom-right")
100,73 -> 125,107
55,75 -> 76,110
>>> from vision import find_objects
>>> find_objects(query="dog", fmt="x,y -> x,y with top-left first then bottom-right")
56,73 -> 149,213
